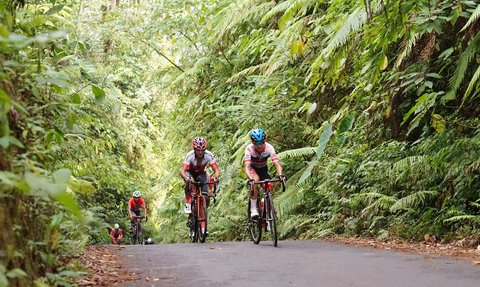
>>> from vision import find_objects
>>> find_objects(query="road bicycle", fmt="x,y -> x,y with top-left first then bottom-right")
130,215 -> 145,245
247,177 -> 285,247
187,180 -> 218,243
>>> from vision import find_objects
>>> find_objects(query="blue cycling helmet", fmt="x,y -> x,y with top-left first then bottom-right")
250,129 -> 266,143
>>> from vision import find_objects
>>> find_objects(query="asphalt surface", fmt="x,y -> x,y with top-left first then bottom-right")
118,240 -> 480,287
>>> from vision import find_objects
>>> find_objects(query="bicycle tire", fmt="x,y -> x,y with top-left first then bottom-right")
247,198 -> 262,244
199,196 -> 208,243
266,194 -> 278,247
189,202 -> 198,243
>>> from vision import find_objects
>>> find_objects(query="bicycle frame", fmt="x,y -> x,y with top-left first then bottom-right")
247,178 -> 285,247
188,181 -> 217,243
131,216 -> 144,245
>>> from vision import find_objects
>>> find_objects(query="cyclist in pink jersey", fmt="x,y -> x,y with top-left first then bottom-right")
244,129 -> 285,218
180,137 -> 220,214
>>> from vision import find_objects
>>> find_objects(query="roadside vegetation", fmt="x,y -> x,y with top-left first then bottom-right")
1,0 -> 479,285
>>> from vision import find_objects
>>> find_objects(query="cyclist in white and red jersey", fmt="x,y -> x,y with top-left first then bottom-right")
180,137 -> 220,214
244,129 -> 285,218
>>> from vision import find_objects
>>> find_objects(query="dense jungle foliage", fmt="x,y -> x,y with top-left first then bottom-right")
1,0 -> 480,285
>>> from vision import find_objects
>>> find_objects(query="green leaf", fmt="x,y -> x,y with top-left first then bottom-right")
431,114 -> 446,133
44,5 -> 65,15
6,268 -> 27,279
53,169 -> 71,184
91,85 -> 106,102
336,115 -> 355,146
52,190 -> 82,217
315,122 -> 333,156
8,136 -> 25,148
71,93 -> 81,104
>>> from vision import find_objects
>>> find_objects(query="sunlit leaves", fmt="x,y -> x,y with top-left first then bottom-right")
91,85 -> 106,102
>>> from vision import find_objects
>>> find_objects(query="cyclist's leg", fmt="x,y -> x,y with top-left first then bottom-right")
249,168 -> 261,218
184,171 -> 193,213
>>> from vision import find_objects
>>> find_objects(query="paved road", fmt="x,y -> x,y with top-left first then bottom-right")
118,240 -> 480,287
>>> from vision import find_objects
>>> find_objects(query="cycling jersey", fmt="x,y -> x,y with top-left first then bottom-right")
110,228 -> 123,239
243,142 -> 279,169
182,150 -> 218,174
128,197 -> 145,211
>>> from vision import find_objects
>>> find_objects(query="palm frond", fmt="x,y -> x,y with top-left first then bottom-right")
460,4 -> 480,32
390,190 -> 438,212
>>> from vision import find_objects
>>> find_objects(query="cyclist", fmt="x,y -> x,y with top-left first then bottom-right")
128,190 -> 148,235
180,137 -> 220,214
109,223 -> 123,244
144,237 -> 154,245
244,128 -> 285,219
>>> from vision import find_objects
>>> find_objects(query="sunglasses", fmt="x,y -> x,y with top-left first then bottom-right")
254,141 -> 265,146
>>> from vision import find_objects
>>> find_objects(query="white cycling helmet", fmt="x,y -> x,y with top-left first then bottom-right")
147,238 -> 152,243
132,190 -> 141,198
114,223 -> 119,230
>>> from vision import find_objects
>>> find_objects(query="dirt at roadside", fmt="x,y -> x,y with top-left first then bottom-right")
78,245 -> 139,286
324,236 -> 480,264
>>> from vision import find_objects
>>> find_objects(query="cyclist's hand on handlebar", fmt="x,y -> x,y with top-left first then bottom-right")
213,176 -> 219,183
278,174 -> 286,182
247,178 -> 255,186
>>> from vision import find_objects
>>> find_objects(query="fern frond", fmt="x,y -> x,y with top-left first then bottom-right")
389,155 -> 428,181
445,33 -> 480,101
278,147 -> 316,159
444,215 -> 480,223
460,4 -> 480,32
227,63 -> 267,83
260,0 -> 291,24
321,7 -> 368,59
395,32 -> 425,68
461,64 -> 480,107
390,190 -> 438,212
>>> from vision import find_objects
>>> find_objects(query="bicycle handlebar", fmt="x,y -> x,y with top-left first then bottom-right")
247,177 -> 286,192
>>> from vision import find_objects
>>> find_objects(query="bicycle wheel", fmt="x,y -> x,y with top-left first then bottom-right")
189,202 -> 198,243
131,225 -> 137,245
266,194 -> 278,247
198,197 -> 208,243
247,198 -> 262,244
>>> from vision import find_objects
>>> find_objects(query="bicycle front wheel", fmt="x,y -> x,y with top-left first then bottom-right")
189,203 -> 198,243
198,197 -> 208,243
247,198 -> 262,244
266,195 -> 278,247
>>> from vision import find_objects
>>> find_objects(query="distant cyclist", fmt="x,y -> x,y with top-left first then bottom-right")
128,190 -> 148,235
109,224 -> 123,244
180,137 -> 220,215
144,237 -> 154,245
244,129 -> 285,218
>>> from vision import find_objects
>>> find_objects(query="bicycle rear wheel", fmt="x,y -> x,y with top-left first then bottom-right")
266,194 -> 278,247
247,198 -> 262,244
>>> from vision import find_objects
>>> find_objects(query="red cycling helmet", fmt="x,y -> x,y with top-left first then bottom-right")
192,137 -> 207,150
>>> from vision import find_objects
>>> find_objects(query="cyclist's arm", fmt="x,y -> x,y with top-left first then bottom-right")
211,162 -> 220,179
244,161 -> 253,180
180,165 -> 190,181
273,160 -> 283,177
